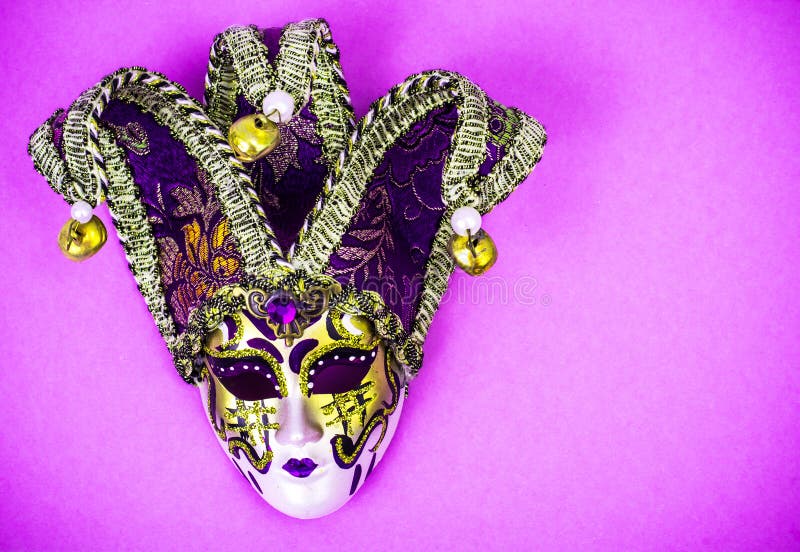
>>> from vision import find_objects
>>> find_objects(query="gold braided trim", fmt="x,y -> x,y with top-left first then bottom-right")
28,110 -> 72,198
98,128 -> 177,343
204,34 -> 239,127
439,72 -> 488,206
279,19 -> 355,169
218,26 -> 275,110
62,87 -> 109,204
410,218 -> 457,348
477,109 -> 547,210
273,22 -> 315,113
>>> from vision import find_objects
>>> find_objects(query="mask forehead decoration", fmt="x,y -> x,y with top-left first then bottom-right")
28,20 -> 546,517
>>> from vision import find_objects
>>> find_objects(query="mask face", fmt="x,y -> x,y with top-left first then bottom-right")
197,304 -> 405,518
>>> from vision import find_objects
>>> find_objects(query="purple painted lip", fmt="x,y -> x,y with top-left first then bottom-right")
282,458 -> 318,478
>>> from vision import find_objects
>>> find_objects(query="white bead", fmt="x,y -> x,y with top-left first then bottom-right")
307,382 -> 314,389
450,206 -> 482,236
70,200 -> 93,224
262,90 -> 295,123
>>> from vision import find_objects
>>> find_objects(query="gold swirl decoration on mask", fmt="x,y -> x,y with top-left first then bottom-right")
329,349 -> 401,468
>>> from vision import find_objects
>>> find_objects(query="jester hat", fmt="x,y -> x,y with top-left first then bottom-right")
28,20 -> 546,385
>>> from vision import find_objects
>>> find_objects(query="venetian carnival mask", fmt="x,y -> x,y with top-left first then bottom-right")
28,20 -> 546,518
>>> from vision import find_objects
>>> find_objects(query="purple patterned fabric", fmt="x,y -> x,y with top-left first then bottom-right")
326,105 -> 456,331
235,95 -> 328,253
50,110 -> 68,158
101,100 -> 243,333
230,26 -> 328,253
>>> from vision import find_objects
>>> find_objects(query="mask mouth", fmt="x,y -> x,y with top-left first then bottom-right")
282,458 -> 318,478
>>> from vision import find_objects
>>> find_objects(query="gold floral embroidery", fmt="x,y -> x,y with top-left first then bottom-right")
149,168 -> 241,327
159,218 -> 240,326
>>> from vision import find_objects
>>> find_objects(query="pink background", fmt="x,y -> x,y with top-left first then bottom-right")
2,1 -> 799,549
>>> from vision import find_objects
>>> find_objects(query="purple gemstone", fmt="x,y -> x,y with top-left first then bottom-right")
266,292 -> 297,325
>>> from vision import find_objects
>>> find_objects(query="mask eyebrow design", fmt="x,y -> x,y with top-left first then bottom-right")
245,337 -> 284,364
328,311 -> 378,346
204,332 -> 289,398
209,313 -> 283,366
290,338 -> 318,374
211,313 -> 245,351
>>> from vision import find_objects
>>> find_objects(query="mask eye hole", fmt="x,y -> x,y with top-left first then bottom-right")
308,346 -> 377,395
206,356 -> 282,401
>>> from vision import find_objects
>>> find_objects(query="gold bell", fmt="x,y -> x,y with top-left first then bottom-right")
57,216 -> 107,261
448,229 -> 498,276
227,113 -> 281,162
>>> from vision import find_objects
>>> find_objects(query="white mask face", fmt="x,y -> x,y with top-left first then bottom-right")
197,307 -> 405,518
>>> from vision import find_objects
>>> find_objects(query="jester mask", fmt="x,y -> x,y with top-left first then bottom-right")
28,20 -> 546,518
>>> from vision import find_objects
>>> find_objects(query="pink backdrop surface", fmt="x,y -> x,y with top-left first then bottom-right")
2,1 -> 799,550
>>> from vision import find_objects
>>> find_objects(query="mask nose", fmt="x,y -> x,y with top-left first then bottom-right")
274,392 -> 324,447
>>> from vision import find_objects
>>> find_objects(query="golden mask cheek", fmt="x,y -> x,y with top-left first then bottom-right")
305,345 -> 394,441
299,313 -> 395,443
199,315 -> 288,471
290,315 -> 382,436
199,369 -> 282,480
